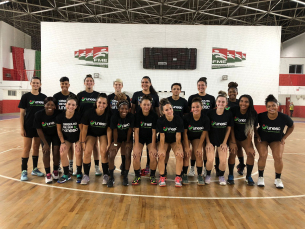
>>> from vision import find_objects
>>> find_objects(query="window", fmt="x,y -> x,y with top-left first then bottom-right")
289,65 -> 303,74
8,90 -> 16,96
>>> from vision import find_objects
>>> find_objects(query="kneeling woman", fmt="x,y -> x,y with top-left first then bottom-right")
80,93 -> 111,185
56,95 -> 82,183
34,97 -> 60,183
132,95 -> 158,185
157,98 -> 184,187
183,97 -> 210,185
108,94 -> 134,187
227,95 -> 257,185
255,95 -> 294,189
206,91 -> 233,185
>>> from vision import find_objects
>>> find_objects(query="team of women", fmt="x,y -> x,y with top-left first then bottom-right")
18,75 -> 294,189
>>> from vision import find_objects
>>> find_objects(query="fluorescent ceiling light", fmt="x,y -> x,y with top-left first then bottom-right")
292,0 -> 305,5
0,1 -> 9,5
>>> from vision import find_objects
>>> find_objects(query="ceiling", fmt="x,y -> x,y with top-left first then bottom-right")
1,0 -> 305,50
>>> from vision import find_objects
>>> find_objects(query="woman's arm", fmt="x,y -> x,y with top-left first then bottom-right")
20,109 -> 26,137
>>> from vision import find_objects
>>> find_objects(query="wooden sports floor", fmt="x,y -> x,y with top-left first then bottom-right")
1,114 -> 305,229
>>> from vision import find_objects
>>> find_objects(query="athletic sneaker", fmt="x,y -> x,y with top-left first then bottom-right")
182,174 -> 189,185
236,164 -> 245,175
205,175 -> 211,184
31,168 -> 44,177
257,177 -> 265,187
76,174 -> 82,184
81,174 -> 90,185
95,165 -> 102,176
159,176 -> 166,187
69,167 -> 73,175
203,168 -> 207,177
150,176 -> 157,185
102,174 -> 109,185
219,176 -> 226,185
188,166 -> 195,176
175,176 -> 182,187
58,167 -> 63,173
197,175 -> 205,185
246,176 -> 255,186
20,170 -> 28,181
57,174 -> 71,184
52,170 -> 59,180
123,176 -> 129,186
132,176 -> 141,185
274,178 -> 284,189
227,175 -> 235,185
107,178 -> 115,187
45,173 -> 53,184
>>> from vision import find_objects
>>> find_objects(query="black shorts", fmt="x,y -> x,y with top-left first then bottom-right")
139,137 -> 153,146
24,126 -> 38,138
45,134 -> 61,146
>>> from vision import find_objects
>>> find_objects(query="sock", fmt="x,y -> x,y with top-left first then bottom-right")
191,160 -> 196,167
94,160 -> 99,166
204,160 -> 207,167
45,167 -> 51,174
53,165 -> 59,171
228,163 -> 235,176
150,170 -> 156,177
124,169 -> 129,178
135,169 -> 141,177
32,156 -> 38,169
238,157 -> 244,165
121,155 -> 126,169
207,170 -> 211,176
160,174 -> 165,177
276,173 -> 281,179
215,157 -> 219,170
76,165 -> 82,175
102,163 -> 109,175
69,160 -> 73,168
109,169 -> 114,178
83,163 -> 91,175
259,170 -> 264,177
246,164 -> 254,178
183,166 -> 188,175
176,174 -> 182,177
197,166 -> 203,175
146,150 -> 150,166
21,157 -> 29,171
63,166 -> 69,175
219,170 -> 225,177
165,163 -> 167,171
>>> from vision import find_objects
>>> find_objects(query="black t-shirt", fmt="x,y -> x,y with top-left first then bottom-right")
34,109 -> 60,136
157,115 -> 184,143
183,113 -> 210,140
18,92 -> 47,128
257,112 -> 293,142
53,91 -> 76,111
131,91 -> 159,113
167,96 -> 188,118
77,91 -> 100,117
188,93 -> 216,115
207,109 -> 234,146
81,108 -> 109,137
230,106 -> 258,142
107,93 -> 131,115
110,112 -> 134,142
226,99 -> 239,110
56,112 -> 81,143
135,109 -> 158,140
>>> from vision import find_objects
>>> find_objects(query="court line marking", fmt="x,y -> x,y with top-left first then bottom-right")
0,118 -> 19,122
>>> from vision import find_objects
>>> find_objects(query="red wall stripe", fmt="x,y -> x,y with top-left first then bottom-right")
279,74 -> 305,86
0,100 -> 20,114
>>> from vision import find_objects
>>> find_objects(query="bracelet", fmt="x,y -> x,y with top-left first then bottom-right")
61,142 -> 65,144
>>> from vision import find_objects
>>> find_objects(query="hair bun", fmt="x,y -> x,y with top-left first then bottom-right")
218,90 -> 227,97
228,82 -> 238,89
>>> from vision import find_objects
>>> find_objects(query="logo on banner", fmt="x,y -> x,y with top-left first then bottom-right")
74,46 -> 108,68
212,47 -> 246,69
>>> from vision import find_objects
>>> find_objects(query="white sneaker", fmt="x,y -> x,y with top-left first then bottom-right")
274,178 -> 284,189
58,167 -> 62,173
203,168 -> 207,177
219,176 -> 226,186
95,165 -> 102,176
45,173 -> 53,184
102,174 -> 109,185
188,166 -> 195,176
257,177 -> 265,187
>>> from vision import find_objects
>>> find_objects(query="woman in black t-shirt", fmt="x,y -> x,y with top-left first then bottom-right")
56,95 -> 82,184
34,97 -> 60,184
254,95 -> 294,189
157,98 -> 184,187
227,95 -> 257,186
183,97 -> 210,185
108,94 -> 134,187
18,76 -> 46,181
132,95 -> 158,185
206,91 -> 233,186
80,93 -> 111,185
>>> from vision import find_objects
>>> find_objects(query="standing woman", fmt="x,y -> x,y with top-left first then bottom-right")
19,76 -> 47,181
227,95 -> 257,185
80,93 -> 111,185
255,95 -> 294,189
157,99 -> 184,187
34,97 -> 60,183
206,91 -> 233,185
183,97 -> 210,185
108,94 -> 134,187
132,95 -> 158,185
56,95 -> 82,183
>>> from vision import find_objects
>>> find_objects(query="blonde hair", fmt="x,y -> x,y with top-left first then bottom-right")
113,78 -> 123,85
217,90 -> 227,100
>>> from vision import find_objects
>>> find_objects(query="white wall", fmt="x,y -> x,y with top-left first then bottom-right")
41,23 -> 281,105
281,32 -> 305,57
280,57 -> 305,74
